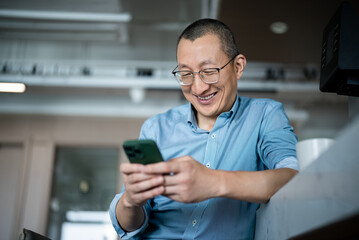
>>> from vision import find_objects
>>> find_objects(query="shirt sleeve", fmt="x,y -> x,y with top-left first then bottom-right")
109,192 -> 152,239
274,156 -> 299,171
257,101 -> 298,170
139,118 -> 157,140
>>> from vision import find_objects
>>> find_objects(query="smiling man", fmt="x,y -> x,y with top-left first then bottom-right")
176,33 -> 240,131
110,19 -> 298,240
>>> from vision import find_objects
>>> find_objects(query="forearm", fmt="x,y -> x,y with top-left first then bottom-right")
116,192 -> 146,232
214,168 -> 298,203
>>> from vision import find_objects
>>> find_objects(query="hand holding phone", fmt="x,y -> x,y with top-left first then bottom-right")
123,139 -> 164,165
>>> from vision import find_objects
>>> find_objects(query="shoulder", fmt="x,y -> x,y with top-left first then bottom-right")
142,104 -> 188,130
239,96 -> 283,113
140,103 -> 189,140
241,96 -> 281,107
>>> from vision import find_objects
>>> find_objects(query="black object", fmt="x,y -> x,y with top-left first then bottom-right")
320,2 -> 359,96
18,228 -> 51,240
123,139 -> 164,165
137,68 -> 153,77
82,67 -> 91,76
288,212 -> 359,240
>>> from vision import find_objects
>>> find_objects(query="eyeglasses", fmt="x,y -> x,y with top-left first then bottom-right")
171,55 -> 237,86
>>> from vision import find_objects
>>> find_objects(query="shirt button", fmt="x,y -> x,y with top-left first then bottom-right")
211,133 -> 216,139
206,162 -> 211,168
192,219 -> 197,226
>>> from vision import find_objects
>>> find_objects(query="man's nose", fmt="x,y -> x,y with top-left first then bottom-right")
192,72 -> 210,93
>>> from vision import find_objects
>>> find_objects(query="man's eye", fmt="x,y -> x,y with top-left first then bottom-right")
202,70 -> 217,75
181,72 -> 192,78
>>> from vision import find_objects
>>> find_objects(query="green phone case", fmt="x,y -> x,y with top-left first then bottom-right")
123,139 -> 164,165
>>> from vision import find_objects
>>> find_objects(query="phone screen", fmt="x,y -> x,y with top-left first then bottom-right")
123,139 -> 164,165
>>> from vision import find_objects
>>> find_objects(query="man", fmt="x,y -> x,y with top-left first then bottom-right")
110,18 -> 298,239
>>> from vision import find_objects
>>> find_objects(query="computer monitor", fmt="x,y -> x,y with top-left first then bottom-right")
320,2 -> 359,97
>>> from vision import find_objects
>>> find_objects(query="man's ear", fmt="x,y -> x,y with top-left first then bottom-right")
235,54 -> 246,79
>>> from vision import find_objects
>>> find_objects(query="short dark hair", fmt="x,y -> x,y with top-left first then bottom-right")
177,18 -> 239,59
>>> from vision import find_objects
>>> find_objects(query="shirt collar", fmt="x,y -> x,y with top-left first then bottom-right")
187,94 -> 241,129
220,94 -> 240,119
187,104 -> 198,130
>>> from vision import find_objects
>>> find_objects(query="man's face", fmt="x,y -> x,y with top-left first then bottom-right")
177,34 -> 245,122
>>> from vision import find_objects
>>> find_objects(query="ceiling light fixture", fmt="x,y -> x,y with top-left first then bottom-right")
270,22 -> 289,34
0,82 -> 26,93
0,9 -> 132,23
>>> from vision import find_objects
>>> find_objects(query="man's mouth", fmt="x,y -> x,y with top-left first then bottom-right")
197,92 -> 216,101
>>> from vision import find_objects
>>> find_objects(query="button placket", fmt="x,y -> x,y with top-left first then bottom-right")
207,131 -> 217,169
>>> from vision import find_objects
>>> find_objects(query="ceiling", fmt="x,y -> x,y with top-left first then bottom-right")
0,0 -> 353,138
1,0 -> 358,64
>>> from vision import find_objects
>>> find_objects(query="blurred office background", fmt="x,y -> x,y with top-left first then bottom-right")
0,0 -> 357,239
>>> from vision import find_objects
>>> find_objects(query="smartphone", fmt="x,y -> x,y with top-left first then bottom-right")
123,139 -> 164,165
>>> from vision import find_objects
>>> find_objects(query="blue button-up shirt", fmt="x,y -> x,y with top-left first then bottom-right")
110,95 -> 298,240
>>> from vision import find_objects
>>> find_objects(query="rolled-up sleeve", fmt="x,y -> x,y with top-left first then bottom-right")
109,193 -> 150,239
274,156 -> 299,171
257,101 -> 298,170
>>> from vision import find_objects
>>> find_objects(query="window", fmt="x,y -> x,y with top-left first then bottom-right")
47,147 -> 118,240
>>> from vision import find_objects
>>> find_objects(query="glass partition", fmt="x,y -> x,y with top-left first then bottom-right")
47,147 -> 118,240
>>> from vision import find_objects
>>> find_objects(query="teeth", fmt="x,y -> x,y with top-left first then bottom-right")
198,93 -> 214,100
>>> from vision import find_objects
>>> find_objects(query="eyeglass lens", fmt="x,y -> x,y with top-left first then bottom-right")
175,69 -> 219,85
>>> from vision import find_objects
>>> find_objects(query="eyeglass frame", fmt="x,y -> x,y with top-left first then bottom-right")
171,54 -> 238,86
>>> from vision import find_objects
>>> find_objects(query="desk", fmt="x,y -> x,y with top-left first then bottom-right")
255,117 -> 359,239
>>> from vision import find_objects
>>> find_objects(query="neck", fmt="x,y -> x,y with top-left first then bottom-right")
193,95 -> 237,131
196,113 -> 217,131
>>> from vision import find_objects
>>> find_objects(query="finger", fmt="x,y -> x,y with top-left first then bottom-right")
163,174 -> 182,186
162,193 -> 184,203
120,162 -> 145,174
143,161 -> 180,175
132,185 -> 165,203
126,172 -> 161,185
167,155 -> 191,162
127,175 -> 164,194
161,185 -> 178,196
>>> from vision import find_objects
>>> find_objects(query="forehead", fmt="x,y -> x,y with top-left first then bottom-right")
177,34 -> 222,53
177,34 -> 226,67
